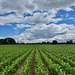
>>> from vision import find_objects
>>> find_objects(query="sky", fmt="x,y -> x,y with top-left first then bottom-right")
0,0 -> 75,43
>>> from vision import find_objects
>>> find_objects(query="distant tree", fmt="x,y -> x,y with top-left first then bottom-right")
46,42 -> 51,44
66,40 -> 73,44
0,39 -> 4,44
42,41 -> 47,44
69,40 -> 73,44
52,40 -> 58,44
0,39 -> 8,44
5,38 -> 16,44
20,43 -> 25,44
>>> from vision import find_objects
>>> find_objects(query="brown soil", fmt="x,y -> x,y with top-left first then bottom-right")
38,50 -> 51,75
13,60 -> 26,75
28,50 -> 36,75
13,52 -> 30,75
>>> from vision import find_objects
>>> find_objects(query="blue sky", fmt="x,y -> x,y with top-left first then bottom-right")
0,0 -> 75,43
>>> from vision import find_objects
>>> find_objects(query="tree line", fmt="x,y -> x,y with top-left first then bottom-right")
0,38 -> 16,44
26,40 -> 75,44
40,40 -> 74,44
0,38 -> 75,44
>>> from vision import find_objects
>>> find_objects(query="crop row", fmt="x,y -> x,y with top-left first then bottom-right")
39,50 -> 65,75
0,48 -> 32,75
0,48 -> 32,72
41,48 -> 75,75
18,49 -> 35,75
35,49 -> 49,75
0,45 -> 75,75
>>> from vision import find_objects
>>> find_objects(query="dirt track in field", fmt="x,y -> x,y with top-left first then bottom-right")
28,50 -> 36,75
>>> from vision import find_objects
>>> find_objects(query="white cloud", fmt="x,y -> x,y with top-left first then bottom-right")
61,7 -> 73,11
0,0 -> 74,26
33,0 -> 75,11
69,17 -> 74,20
0,0 -> 75,14
0,0 -> 35,14
0,0 -> 75,43
66,14 -> 69,17
16,24 -> 33,29
0,37 -> 4,39
11,23 -> 75,43
0,14 -> 23,25
24,11 -> 62,24
0,11 -> 62,26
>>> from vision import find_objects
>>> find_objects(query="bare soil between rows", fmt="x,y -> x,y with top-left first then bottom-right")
13,60 -> 26,75
13,51 -> 31,75
38,50 -> 51,75
28,50 -> 36,75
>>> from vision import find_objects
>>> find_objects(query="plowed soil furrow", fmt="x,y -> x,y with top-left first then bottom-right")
13,51 -> 31,75
28,50 -> 36,75
38,50 -> 51,75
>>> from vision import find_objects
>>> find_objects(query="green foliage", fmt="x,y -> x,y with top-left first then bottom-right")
35,49 -> 48,75
18,49 -> 34,75
0,38 -> 16,44
0,44 -> 75,75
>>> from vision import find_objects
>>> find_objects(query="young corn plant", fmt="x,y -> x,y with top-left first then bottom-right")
35,49 -> 48,75
40,50 -> 65,75
0,49 -> 31,75
18,49 -> 35,75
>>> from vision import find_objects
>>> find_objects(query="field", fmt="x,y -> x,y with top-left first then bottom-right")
0,44 -> 75,75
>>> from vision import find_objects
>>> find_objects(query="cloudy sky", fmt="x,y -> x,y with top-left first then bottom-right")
0,0 -> 75,43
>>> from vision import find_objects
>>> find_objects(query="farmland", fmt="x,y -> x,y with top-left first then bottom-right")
0,44 -> 75,75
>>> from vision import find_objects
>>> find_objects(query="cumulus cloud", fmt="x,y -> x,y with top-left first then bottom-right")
0,14 -> 23,25
0,10 -> 62,25
11,23 -> 75,43
0,0 -> 74,26
0,0 -> 75,14
33,0 -> 75,11
0,0 -> 35,14
16,24 -> 33,29
0,37 -> 4,39
24,11 -> 62,24
0,0 -> 75,43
